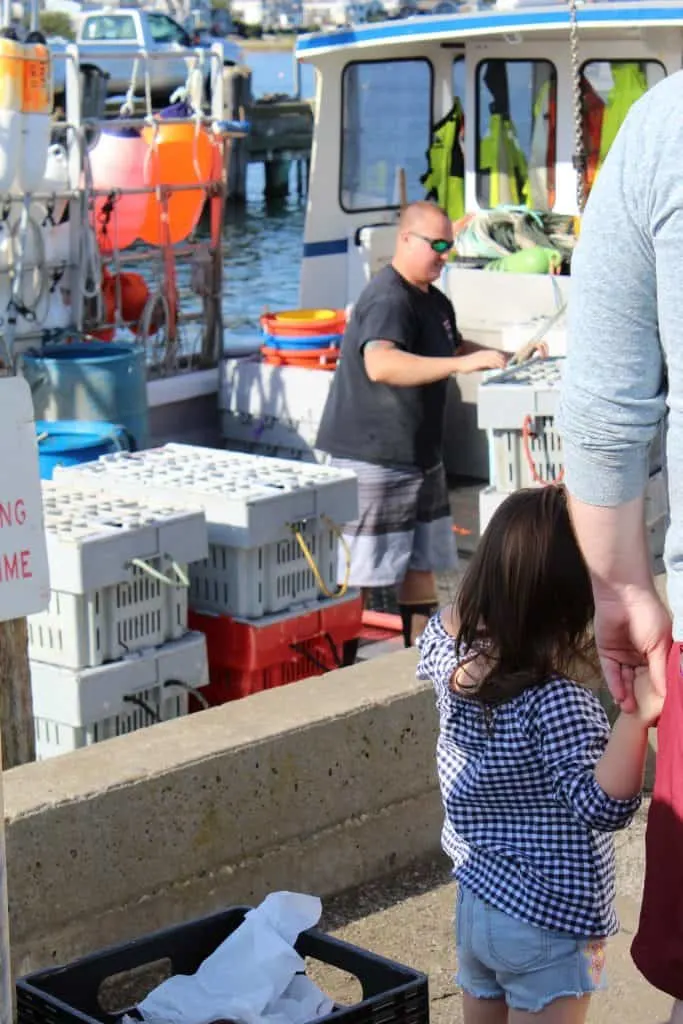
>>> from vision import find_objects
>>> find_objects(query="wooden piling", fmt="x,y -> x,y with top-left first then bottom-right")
222,64 -> 252,202
264,157 -> 291,199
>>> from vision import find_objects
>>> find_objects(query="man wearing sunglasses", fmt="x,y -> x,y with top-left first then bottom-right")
316,199 -> 509,658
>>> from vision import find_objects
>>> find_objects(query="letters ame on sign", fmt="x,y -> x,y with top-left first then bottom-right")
0,379 -> 49,621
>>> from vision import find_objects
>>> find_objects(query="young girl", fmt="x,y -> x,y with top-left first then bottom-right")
417,486 -> 662,1024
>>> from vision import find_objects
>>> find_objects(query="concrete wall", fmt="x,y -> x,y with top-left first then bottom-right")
4,650 -> 444,979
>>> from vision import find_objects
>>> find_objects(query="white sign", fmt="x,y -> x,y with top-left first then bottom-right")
0,378 -> 50,621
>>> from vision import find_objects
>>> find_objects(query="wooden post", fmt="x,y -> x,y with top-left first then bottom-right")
264,157 -> 291,199
222,65 -> 252,202
0,620 -> 34,769
0,741 -> 10,1024
397,166 -> 407,209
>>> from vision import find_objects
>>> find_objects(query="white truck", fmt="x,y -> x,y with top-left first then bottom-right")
52,7 -> 242,108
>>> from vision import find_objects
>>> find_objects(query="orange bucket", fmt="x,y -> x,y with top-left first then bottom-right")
260,345 -> 339,370
261,309 -> 346,338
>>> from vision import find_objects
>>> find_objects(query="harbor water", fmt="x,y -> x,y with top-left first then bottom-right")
220,50 -> 316,339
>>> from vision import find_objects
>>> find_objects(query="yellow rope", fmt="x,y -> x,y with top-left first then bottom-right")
290,514 -> 351,599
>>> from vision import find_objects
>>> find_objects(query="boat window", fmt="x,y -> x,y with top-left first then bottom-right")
579,60 -> 665,201
340,59 -> 432,212
475,58 -> 557,211
81,15 -> 137,41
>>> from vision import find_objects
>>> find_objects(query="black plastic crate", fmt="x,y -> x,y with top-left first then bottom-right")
17,905 -> 429,1024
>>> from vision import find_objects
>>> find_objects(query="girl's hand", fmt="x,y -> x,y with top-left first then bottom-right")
632,665 -> 666,727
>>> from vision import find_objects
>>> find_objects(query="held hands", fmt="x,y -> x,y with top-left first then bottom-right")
594,587 -> 671,714
630,665 -> 665,728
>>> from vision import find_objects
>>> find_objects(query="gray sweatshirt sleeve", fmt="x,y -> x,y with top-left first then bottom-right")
559,78 -> 671,506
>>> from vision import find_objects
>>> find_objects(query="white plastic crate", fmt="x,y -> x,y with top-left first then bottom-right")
190,519 -> 338,617
30,631 -> 209,760
55,444 -> 359,549
27,483 -> 208,670
478,358 -> 564,491
478,359 -> 663,492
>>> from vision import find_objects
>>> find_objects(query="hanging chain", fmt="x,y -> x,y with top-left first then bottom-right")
568,0 -> 586,213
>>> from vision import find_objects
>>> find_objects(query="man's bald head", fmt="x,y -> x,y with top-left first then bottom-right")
398,200 -> 450,237
393,201 -> 453,289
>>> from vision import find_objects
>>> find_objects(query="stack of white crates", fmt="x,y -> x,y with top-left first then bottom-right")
219,358 -> 334,464
55,444 -> 360,621
477,357 -> 667,567
30,482 -> 210,759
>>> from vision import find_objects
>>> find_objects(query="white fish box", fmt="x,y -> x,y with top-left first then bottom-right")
31,631 -> 208,760
27,483 -> 207,670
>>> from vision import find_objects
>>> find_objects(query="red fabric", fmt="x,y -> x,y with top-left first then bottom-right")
631,643 -> 683,998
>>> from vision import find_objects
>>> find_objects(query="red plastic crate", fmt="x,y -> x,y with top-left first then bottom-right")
188,593 -> 363,705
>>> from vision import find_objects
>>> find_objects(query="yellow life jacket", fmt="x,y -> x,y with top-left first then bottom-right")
479,112 -> 528,208
598,62 -> 648,169
525,78 -> 556,211
421,99 -> 465,221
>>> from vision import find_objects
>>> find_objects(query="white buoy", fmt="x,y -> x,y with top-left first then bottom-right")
17,30 -> 51,192
0,29 -> 23,193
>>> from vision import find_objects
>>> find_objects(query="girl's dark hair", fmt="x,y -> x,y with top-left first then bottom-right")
455,486 -> 594,704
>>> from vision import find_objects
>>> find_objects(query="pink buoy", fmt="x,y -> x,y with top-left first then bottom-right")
89,127 -> 149,253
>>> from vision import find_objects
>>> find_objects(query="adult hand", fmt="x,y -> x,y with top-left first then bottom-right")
457,349 -> 508,374
594,586 -> 672,713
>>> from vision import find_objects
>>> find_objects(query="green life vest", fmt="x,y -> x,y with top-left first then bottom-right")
421,99 -> 465,221
598,62 -> 648,168
479,112 -> 529,208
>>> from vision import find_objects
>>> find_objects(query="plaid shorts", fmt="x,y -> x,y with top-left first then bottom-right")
330,458 -> 458,587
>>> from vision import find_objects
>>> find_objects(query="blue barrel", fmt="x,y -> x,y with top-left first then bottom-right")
19,342 -> 149,450
35,420 -> 132,480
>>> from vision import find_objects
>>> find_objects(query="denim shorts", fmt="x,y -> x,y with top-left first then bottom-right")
455,886 -> 608,1012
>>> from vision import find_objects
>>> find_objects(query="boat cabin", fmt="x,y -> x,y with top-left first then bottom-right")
295,0 -> 683,475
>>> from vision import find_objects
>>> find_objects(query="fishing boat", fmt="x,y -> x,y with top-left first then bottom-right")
285,0 -> 682,478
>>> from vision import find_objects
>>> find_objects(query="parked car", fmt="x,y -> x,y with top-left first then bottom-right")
54,7 -> 242,106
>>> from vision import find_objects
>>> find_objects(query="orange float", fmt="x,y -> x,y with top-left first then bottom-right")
118,271 -> 151,334
89,127 -> 149,253
139,101 -> 217,246
91,267 -> 116,341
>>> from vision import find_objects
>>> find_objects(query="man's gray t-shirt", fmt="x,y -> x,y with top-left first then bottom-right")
316,265 -> 459,470
558,70 -> 683,631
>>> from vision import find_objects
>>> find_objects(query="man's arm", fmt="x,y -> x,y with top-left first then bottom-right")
363,340 -> 507,386
559,93 -> 672,705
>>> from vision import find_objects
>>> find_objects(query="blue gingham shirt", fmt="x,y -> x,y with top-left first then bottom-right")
417,613 -> 642,938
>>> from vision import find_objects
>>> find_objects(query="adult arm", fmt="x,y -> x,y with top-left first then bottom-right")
558,91 -> 672,707
363,340 -> 507,386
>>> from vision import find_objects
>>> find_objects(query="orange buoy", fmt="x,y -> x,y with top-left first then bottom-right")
89,127 -> 149,253
139,101 -> 216,246
91,267 -> 116,341
117,271 -> 150,334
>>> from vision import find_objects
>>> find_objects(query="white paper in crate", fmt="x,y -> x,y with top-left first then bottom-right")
134,893 -> 334,1024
